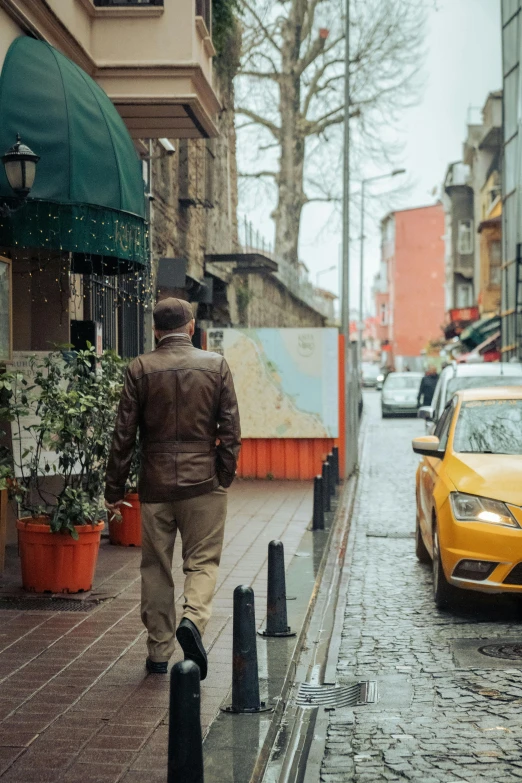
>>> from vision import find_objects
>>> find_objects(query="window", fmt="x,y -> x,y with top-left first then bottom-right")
456,283 -> 473,308
489,239 -> 502,285
457,220 -> 473,255
434,402 -> 455,451
379,302 -> 387,325
0,257 -> 11,362
94,1 -> 163,5
179,139 -> 215,209
196,0 -> 211,30
454,399 -> 522,455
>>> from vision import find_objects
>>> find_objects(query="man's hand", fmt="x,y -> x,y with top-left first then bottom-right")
105,499 -> 123,519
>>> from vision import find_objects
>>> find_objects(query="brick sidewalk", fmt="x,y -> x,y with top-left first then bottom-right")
0,480 -> 312,783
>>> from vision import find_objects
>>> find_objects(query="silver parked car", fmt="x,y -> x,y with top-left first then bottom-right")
418,361 -> 522,431
381,372 -> 423,418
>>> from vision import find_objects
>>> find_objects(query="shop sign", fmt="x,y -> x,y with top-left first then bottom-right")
449,307 -> 479,323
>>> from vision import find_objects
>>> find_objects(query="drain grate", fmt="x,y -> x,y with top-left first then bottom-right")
295,681 -> 377,708
479,642 -> 522,661
0,598 -> 97,612
366,532 -> 414,539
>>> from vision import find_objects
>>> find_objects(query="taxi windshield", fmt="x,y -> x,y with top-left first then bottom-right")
453,399 -> 522,455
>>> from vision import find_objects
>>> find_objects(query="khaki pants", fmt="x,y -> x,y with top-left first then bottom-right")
140,487 -> 227,662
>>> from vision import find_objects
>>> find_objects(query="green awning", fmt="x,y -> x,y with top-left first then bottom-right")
460,316 -> 501,350
0,37 -> 147,270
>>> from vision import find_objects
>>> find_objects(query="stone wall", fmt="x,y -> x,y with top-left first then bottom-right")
237,274 -> 325,328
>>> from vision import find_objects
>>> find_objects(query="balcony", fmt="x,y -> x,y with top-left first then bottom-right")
9,0 -> 220,139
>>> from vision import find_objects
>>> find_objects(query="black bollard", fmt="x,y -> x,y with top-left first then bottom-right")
327,453 -> 336,497
322,462 -> 331,512
168,660 -> 204,783
332,446 -> 340,485
259,541 -> 296,638
222,586 -> 271,714
312,475 -> 325,531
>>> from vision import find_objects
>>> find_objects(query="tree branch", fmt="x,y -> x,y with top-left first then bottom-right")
239,171 -> 278,179
302,58 -> 344,117
239,0 -> 281,52
240,70 -> 279,81
236,107 -> 281,139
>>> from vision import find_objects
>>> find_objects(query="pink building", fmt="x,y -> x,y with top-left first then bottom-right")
374,204 -> 445,370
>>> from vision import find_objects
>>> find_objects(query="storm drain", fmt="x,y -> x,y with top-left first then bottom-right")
295,681 -> 377,708
366,531 -> 414,539
0,598 -> 98,612
478,642 -> 522,661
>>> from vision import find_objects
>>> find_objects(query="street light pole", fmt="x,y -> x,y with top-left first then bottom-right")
316,265 -> 336,286
358,169 -> 406,368
358,179 -> 366,368
341,0 -> 356,477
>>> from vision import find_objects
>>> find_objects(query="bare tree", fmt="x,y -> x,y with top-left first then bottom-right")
236,0 -> 427,265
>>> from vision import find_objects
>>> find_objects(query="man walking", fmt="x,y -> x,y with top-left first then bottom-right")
417,365 -> 439,408
105,298 -> 241,677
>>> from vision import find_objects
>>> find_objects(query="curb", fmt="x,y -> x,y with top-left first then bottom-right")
249,441 -> 363,782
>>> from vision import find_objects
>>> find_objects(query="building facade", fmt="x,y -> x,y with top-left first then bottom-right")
463,91 -> 502,318
375,204 -> 446,371
502,1 -> 522,359
0,0 -> 329,366
442,162 -> 475,311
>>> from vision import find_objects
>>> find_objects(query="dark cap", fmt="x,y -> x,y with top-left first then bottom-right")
153,298 -> 194,330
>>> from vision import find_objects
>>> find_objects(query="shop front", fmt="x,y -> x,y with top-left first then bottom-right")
0,36 -> 148,359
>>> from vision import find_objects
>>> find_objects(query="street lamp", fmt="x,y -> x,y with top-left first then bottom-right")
0,134 -> 40,216
316,265 -> 336,286
358,168 -> 405,365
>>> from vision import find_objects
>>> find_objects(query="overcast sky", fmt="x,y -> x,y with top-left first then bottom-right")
239,0 -> 503,316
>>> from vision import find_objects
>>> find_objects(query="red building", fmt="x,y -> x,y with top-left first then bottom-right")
374,204 -> 445,370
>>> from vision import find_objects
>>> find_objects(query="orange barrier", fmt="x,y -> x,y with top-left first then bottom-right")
236,334 -> 346,480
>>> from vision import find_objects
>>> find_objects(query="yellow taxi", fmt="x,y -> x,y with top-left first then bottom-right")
412,387 -> 522,608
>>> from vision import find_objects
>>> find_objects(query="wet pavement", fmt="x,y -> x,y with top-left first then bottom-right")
320,391 -> 522,783
0,480 -> 312,782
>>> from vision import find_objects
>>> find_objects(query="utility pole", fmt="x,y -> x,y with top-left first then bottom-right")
341,0 -> 357,477
357,169 -> 406,367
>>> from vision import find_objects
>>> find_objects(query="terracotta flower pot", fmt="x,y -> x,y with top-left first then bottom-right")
108,493 -> 142,547
16,517 -> 104,594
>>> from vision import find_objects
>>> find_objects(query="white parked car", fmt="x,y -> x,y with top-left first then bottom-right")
419,361 -> 522,431
381,372 -> 423,418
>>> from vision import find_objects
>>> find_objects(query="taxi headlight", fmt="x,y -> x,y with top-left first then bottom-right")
450,492 -> 519,529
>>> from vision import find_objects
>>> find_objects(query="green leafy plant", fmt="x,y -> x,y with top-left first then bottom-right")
3,346 -> 126,538
212,0 -> 241,82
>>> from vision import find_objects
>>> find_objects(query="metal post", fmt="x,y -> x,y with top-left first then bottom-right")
259,541 -> 295,638
168,661 -> 204,783
312,475 -> 325,530
222,586 -> 270,714
322,462 -> 331,512
327,453 -> 336,497
332,446 -> 340,485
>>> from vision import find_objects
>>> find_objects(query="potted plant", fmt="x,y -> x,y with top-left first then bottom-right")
1,347 -> 125,593
108,445 -> 142,547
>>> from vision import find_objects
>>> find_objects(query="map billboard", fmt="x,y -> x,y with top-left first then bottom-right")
207,328 -> 338,438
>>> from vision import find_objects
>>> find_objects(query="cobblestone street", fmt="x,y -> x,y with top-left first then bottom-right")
321,391 -> 522,783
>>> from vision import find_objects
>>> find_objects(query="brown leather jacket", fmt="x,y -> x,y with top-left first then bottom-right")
105,334 -> 241,504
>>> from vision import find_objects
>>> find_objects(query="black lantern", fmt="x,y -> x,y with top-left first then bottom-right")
2,134 -> 40,199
